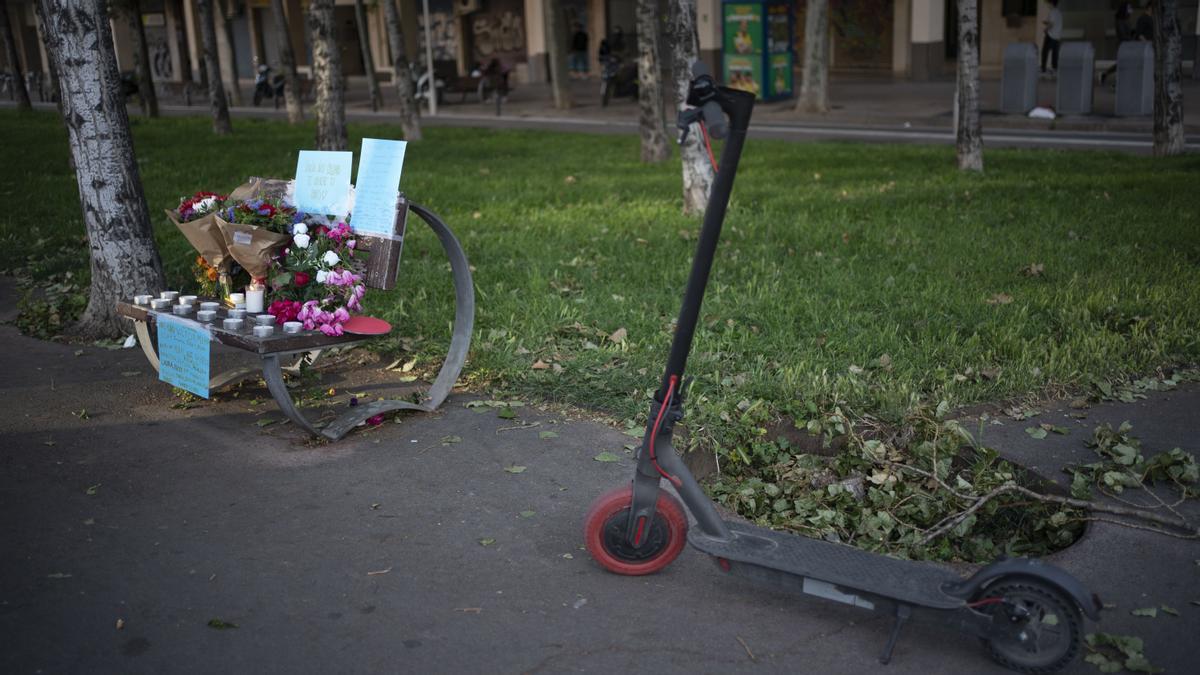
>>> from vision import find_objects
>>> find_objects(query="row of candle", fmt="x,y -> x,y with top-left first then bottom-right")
133,291 -> 306,337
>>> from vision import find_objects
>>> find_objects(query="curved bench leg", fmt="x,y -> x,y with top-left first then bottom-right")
134,320 -> 160,372
262,354 -> 322,437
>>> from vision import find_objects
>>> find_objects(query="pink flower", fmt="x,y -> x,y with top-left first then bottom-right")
319,323 -> 344,336
366,414 -> 385,426
346,240 -> 356,249
333,307 -> 350,323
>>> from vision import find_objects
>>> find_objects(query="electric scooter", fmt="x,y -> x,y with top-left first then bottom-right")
583,64 -> 1101,673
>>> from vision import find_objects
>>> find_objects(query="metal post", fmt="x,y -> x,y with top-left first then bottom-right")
421,0 -> 437,116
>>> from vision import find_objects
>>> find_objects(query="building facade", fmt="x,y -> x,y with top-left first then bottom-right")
2,1 -> 1198,95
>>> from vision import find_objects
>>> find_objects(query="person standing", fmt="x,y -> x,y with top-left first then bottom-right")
1041,0 -> 1063,75
570,23 -> 589,78
1134,0 -> 1154,42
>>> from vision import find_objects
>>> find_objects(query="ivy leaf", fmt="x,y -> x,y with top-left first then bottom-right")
1025,427 -> 1048,440
519,510 -> 535,518
503,465 -> 526,474
497,406 -> 517,420
1084,652 -> 1122,673
478,538 -> 495,546
1130,607 -> 1157,618
538,430 -> 558,439
593,452 -> 621,463
1159,605 -> 1178,616
207,618 -> 238,630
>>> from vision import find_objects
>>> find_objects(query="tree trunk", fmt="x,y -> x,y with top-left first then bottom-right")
955,0 -> 982,171
1152,0 -> 1185,156
381,0 -> 421,140
35,0 -> 165,339
268,0 -> 302,123
308,0 -> 346,151
797,0 -> 829,113
196,0 -> 232,133
636,0 -> 669,163
174,0 -> 192,84
353,0 -> 382,111
123,0 -> 159,117
0,1 -> 32,111
543,0 -> 571,109
668,0 -> 712,215
217,0 -> 242,105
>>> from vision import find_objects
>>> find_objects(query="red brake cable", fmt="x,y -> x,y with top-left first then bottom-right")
700,121 -> 719,173
648,375 -> 683,488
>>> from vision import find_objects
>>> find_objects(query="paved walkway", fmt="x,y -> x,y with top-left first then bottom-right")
1,275 -> 1197,673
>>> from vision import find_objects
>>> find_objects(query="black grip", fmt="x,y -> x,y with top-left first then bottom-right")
701,101 -> 728,140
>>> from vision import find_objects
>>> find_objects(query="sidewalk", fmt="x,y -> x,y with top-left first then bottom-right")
1,273 -> 1197,673
336,73 -> 1200,135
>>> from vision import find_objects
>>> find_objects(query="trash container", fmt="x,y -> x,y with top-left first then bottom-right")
1115,41 -> 1153,116
1056,42 -> 1094,115
1001,43 -> 1038,114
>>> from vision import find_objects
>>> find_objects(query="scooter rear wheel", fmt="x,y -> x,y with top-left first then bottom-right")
979,578 -> 1082,674
584,485 -> 688,576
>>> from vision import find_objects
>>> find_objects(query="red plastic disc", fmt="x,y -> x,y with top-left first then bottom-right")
342,316 -> 392,335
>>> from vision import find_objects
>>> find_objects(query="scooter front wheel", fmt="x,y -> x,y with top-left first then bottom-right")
584,485 -> 687,576
979,578 -> 1083,674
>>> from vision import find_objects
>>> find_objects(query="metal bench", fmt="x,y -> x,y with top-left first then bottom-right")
117,195 -> 474,440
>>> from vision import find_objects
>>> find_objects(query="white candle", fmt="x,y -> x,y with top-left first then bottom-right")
150,299 -> 171,311
160,291 -> 179,301
197,310 -> 216,322
227,309 -> 247,320
200,302 -> 220,312
222,318 -> 244,331
229,292 -> 245,306
246,285 -> 265,313
178,295 -> 197,306
283,321 -> 303,334
134,294 -> 153,306
253,325 -> 275,337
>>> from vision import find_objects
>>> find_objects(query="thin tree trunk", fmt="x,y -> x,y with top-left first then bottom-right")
797,0 -> 829,113
353,0 -> 382,111
196,0 -> 232,134
308,0 -> 346,150
35,0 -> 165,339
955,0 -> 982,171
1152,0 -> 1185,156
0,1 -> 32,111
543,0 -> 571,109
217,0 -> 242,105
636,0 -> 669,163
124,0 -> 159,117
174,0 -> 192,84
668,0 -> 712,215
268,0 -> 301,123
381,0 -> 421,140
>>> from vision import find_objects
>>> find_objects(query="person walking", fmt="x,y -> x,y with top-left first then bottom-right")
1100,2 -> 1134,85
1134,0 -> 1154,42
1041,0 -> 1064,76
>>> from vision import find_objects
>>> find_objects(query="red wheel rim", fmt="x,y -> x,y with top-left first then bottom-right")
583,485 -> 688,576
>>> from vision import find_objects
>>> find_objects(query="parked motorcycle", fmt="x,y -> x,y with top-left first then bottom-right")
253,64 -> 285,108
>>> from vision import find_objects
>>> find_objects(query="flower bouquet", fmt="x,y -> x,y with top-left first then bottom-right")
166,191 -> 230,273
214,196 -> 296,283
267,220 -> 367,336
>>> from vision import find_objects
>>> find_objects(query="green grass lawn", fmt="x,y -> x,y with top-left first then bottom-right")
2,110 -> 1198,452
3,110 -> 1198,560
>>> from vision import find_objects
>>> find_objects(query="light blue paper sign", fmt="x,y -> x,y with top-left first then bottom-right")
294,150 -> 353,216
351,138 -> 408,236
158,314 -> 210,399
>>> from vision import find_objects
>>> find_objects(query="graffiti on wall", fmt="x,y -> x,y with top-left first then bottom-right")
417,11 -> 460,62
471,11 -> 525,63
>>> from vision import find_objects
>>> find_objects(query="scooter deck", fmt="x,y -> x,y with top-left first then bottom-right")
689,521 -> 965,610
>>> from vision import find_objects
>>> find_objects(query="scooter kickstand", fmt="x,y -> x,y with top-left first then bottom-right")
879,604 -> 912,665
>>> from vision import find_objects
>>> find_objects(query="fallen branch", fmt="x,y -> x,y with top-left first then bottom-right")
919,482 -> 1200,545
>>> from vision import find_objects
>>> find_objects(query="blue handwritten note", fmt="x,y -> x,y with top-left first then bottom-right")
158,314 -> 210,399
351,138 -> 408,236
294,150 -> 353,216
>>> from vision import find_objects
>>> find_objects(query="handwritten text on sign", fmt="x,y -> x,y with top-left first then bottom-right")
351,138 -> 408,236
158,314 -> 210,399
294,150 -> 353,217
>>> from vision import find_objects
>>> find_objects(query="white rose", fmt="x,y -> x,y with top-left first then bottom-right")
293,223 -> 308,235
322,251 -> 341,267
195,196 -> 217,213
293,233 -> 310,249
316,270 -> 329,284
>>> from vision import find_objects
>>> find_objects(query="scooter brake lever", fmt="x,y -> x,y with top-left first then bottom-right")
676,107 -> 703,145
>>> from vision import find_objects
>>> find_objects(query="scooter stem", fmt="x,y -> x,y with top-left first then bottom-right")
658,87 -> 755,399
628,85 -> 755,544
